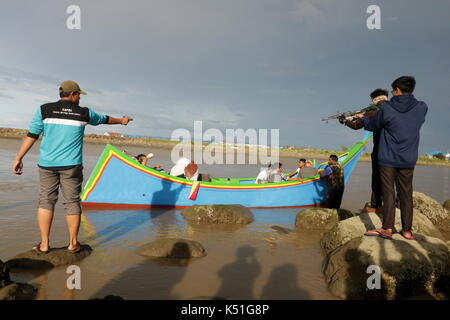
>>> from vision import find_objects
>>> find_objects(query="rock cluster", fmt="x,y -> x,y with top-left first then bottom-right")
297,193 -> 450,299
323,234 -> 450,299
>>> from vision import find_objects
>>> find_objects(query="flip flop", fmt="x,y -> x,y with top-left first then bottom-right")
378,232 -> 393,240
401,231 -> 415,240
364,230 -> 381,237
33,243 -> 50,254
67,242 -> 82,254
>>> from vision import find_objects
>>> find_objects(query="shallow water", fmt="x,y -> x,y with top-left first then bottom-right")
1,138 -> 449,300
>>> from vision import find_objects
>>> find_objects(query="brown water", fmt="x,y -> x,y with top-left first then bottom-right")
1,138 -> 449,300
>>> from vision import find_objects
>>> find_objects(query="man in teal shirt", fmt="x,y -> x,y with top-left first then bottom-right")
12,80 -> 133,253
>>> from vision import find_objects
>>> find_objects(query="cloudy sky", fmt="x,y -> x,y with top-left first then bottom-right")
0,0 -> 449,153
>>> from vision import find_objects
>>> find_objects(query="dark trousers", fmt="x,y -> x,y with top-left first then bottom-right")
379,166 -> 414,231
327,187 -> 344,209
370,154 -> 383,208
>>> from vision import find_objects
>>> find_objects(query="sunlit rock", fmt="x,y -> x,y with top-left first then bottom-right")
295,208 -> 356,231
323,234 -> 450,299
413,192 -> 450,232
181,205 -> 253,225
5,245 -> 92,271
321,209 -> 442,254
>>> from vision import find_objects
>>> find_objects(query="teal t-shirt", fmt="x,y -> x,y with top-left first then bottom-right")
28,100 -> 108,167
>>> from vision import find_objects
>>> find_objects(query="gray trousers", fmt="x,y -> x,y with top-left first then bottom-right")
38,166 -> 83,215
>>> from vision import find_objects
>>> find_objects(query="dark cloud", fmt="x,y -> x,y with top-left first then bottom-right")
0,1 -> 449,152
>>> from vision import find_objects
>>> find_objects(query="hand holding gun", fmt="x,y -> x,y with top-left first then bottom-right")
322,104 -> 378,123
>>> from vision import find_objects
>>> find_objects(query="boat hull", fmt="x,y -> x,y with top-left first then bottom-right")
81,132 -> 371,208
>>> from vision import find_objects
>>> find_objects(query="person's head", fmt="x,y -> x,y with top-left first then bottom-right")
305,160 -> 314,168
136,154 -> 147,164
298,158 -> 306,168
59,80 -> 87,105
328,154 -> 338,165
391,76 -> 416,96
274,162 -> 283,173
370,88 -> 389,104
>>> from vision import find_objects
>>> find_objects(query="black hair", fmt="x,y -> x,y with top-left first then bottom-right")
370,88 -> 388,100
59,88 -> 70,98
274,162 -> 283,168
136,154 -> 146,160
299,158 -> 306,163
329,154 -> 338,162
391,76 -> 416,94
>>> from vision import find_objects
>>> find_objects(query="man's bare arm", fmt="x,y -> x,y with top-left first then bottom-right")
13,136 -> 38,175
107,116 -> 133,125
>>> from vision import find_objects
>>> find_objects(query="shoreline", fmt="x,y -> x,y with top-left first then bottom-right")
1,127 -> 449,167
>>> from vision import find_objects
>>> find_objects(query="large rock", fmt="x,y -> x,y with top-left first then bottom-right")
413,192 -> 450,231
0,283 -> 37,300
295,208 -> 355,231
138,239 -> 206,258
323,234 -> 450,299
443,199 -> 450,211
181,205 -> 253,225
320,209 -> 442,254
0,259 -> 36,300
0,260 -> 12,288
5,245 -> 92,271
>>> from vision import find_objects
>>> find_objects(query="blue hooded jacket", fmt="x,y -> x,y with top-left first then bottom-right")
362,94 -> 427,168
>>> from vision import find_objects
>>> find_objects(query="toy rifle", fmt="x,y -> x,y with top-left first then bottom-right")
321,104 -> 378,122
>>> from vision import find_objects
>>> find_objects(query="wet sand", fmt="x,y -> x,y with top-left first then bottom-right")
1,138 -> 449,300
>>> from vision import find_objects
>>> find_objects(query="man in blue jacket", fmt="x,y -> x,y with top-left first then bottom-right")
12,80 -> 133,253
358,76 -> 427,240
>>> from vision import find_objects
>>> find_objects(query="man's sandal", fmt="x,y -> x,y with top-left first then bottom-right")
67,242 -> 82,254
401,231 -> 415,240
364,230 -> 381,237
33,243 -> 50,254
378,232 -> 393,240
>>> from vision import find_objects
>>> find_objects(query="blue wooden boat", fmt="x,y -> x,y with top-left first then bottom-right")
81,132 -> 371,209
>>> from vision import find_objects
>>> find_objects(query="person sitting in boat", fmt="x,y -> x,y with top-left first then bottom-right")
287,158 -> 306,180
136,153 -> 165,172
255,163 -> 273,184
287,159 -> 318,181
300,160 -> 318,179
136,153 -> 153,166
170,157 -> 199,180
269,162 -> 287,182
319,154 -> 345,209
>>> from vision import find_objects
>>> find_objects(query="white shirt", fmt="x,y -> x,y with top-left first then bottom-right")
255,169 -> 269,184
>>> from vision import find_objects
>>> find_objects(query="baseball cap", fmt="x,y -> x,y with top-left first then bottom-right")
59,80 -> 87,95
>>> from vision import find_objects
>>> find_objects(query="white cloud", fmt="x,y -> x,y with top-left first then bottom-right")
0,66 -> 244,138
